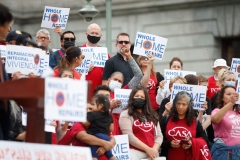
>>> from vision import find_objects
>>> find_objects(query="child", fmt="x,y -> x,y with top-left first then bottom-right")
83,94 -> 116,160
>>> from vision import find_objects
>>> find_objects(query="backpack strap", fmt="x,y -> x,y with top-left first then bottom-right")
58,50 -> 64,57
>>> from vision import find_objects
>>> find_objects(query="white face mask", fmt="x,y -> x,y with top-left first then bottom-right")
224,81 -> 235,87
109,80 -> 122,92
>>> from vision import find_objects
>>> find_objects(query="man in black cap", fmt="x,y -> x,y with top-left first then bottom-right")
0,3 -> 13,140
6,30 -> 22,45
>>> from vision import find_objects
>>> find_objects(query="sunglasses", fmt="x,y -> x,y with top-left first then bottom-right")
63,38 -> 75,42
140,56 -> 149,61
117,41 -> 130,44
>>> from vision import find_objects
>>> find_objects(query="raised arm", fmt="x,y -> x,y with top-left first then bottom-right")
140,54 -> 154,87
127,57 -> 143,89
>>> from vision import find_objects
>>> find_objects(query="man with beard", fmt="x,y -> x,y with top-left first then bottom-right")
49,31 -> 76,69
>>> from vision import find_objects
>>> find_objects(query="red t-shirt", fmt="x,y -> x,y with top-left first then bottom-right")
82,44 -> 110,97
53,121 -> 72,145
207,76 -> 220,99
130,118 -> 155,152
147,74 -> 159,110
53,68 -> 81,80
71,122 -> 108,160
0,41 -> 6,45
166,118 -> 196,160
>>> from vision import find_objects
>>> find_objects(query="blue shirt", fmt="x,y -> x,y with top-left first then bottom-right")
49,48 -> 65,69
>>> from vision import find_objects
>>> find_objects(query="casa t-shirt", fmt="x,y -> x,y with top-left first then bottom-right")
130,118 -> 155,152
207,76 -> 220,99
147,74 -> 159,110
165,118 -> 196,160
211,108 -> 240,146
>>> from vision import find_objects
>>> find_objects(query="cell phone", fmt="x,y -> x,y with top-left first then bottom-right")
180,139 -> 189,146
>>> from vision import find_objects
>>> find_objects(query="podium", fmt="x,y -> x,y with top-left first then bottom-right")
0,78 -> 92,143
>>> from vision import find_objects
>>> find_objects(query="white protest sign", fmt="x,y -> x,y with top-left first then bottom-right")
5,45 -> 45,75
112,135 -> 130,160
41,6 -> 70,29
164,69 -> 197,90
230,58 -> 240,79
45,119 -> 56,133
37,53 -> 50,76
89,47 -> 108,67
0,45 -> 6,58
44,78 -> 87,122
236,80 -> 240,104
0,141 -> 92,160
170,83 -> 207,110
112,89 -> 132,114
75,48 -> 92,75
133,31 -> 168,60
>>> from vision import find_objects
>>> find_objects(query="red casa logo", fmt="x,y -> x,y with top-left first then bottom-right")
168,127 -> 192,140
133,119 -> 154,132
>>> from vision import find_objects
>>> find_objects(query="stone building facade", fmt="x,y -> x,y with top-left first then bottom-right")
3,0 -> 240,76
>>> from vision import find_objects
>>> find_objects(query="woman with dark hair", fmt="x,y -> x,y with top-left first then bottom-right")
160,91 -> 209,160
119,85 -> 163,160
156,57 -> 183,106
211,86 -> 240,159
53,46 -> 84,79
137,54 -> 164,111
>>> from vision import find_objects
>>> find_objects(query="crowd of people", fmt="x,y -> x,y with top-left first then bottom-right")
0,3 -> 240,160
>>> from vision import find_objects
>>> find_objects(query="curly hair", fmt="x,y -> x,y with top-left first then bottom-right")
169,91 -> 195,126
216,86 -> 239,113
126,85 -> 159,125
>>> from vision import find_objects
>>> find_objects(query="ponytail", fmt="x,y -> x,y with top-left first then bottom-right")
59,56 -> 71,69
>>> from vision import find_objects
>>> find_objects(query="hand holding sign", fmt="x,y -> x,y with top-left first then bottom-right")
110,99 -> 122,109
53,26 -> 63,36
146,53 -> 154,65
230,93 -> 239,105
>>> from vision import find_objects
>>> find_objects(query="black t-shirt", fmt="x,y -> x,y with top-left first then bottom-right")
102,53 -> 134,86
87,112 -> 113,135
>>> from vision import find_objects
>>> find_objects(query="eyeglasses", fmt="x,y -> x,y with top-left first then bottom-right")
140,56 -> 149,61
37,36 -> 49,40
117,41 -> 130,44
81,55 -> 85,59
63,38 -> 75,42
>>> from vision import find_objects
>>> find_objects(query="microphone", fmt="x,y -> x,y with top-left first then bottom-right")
24,38 -> 47,50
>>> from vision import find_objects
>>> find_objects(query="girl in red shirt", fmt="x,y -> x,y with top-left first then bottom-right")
53,46 -> 84,80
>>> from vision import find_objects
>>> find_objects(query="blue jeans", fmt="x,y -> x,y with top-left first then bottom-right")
89,133 -> 113,159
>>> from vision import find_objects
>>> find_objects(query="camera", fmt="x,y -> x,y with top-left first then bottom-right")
78,4 -> 99,22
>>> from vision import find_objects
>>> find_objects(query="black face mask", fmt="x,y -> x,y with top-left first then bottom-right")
87,35 -> 101,44
132,98 -> 146,109
64,41 -> 75,49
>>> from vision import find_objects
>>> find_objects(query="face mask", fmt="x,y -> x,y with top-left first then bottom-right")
87,35 -> 101,44
64,41 -> 75,49
132,98 -> 146,109
224,81 -> 235,87
109,80 -> 122,92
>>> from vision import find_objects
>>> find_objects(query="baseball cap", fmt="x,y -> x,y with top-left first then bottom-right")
212,59 -> 229,69
6,30 -> 22,42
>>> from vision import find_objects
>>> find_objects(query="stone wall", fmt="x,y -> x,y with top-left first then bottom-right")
4,0 -> 240,76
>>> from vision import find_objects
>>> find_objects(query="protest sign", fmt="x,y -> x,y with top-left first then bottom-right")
170,83 -> 207,110
164,69 -> 196,90
236,80 -> 240,104
230,58 -> 240,79
133,31 -> 168,60
88,47 -> 108,67
5,45 -> 45,75
45,119 -> 56,133
0,45 -> 6,58
44,78 -> 87,122
41,6 -> 70,29
112,89 -> 132,114
75,48 -> 92,75
0,141 -> 92,160
37,53 -> 49,76
112,135 -> 130,160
